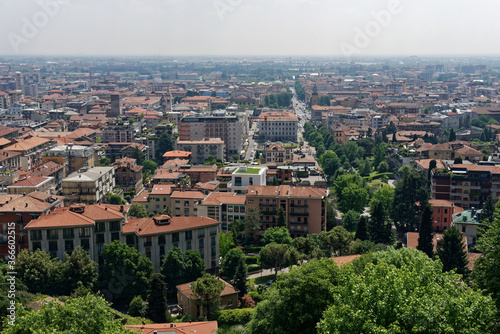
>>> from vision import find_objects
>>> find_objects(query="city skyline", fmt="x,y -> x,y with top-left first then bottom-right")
1,0 -> 499,57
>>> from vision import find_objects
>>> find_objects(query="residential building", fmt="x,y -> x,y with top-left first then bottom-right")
262,144 -> 293,165
144,185 -> 175,215
0,192 -> 64,260
0,151 -> 21,170
126,322 -> 218,334
231,166 -> 267,194
175,138 -> 224,164
177,278 -> 238,320
61,167 -> 115,203
178,115 -> 244,157
429,199 -> 463,232
43,144 -> 97,175
162,150 -> 192,162
199,192 -> 246,231
151,168 -> 186,185
246,185 -> 328,237
257,111 -> 298,143
4,137 -> 57,171
112,157 -> 143,194
108,93 -> 122,117
178,165 -> 218,185
452,208 -> 481,249
122,215 -> 221,272
25,203 -> 127,265
7,176 -> 53,195
171,191 -> 206,217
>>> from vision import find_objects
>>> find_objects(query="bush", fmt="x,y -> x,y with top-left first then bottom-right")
247,291 -> 262,303
128,296 -> 146,317
247,264 -> 260,273
216,308 -> 254,327
245,256 -> 259,265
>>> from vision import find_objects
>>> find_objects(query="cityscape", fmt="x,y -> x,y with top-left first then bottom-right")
1,1 -> 500,333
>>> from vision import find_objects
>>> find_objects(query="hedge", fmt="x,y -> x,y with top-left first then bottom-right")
216,308 -> 254,327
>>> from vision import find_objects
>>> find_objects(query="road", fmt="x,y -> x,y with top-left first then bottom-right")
290,87 -> 310,139
244,122 -> 258,161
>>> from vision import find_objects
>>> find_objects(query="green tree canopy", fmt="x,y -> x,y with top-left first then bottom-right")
221,247 -> 246,281
147,273 -> 171,323
259,242 -> 290,279
219,232 -> 236,259
372,143 -> 387,169
261,227 -> 292,245
417,202 -> 434,257
339,183 -> 369,213
62,247 -> 98,295
2,294 -> 133,333
161,247 -> 205,290
437,226 -> 469,276
99,241 -> 153,305
191,274 -> 225,321
342,210 -> 360,232
369,185 -> 394,217
129,203 -> 148,218
15,249 -> 63,295
275,206 -> 287,228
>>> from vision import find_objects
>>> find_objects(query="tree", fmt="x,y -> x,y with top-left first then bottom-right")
129,203 -> 148,218
317,249 -> 496,334
183,250 -> 205,283
259,243 -> 290,279
475,211 -> 500,309
377,160 -> 389,173
161,247 -> 186,290
320,150 -> 340,179
369,185 -> 394,216
191,274 -> 225,321
372,143 -> 387,169
155,132 -> 174,163
479,196 -> 495,226
2,294 -> 133,334
261,227 -> 292,245
128,146 -> 146,165
449,128 -> 456,141
141,160 -> 157,178
437,226 -> 469,276
355,216 -> 369,241
428,159 -> 437,180
342,210 -> 360,232
319,226 -> 354,256
63,247 -> 98,295
221,248 -> 245,281
247,259 -> 341,334
99,241 -> 153,305
392,167 -> 430,239
243,207 -> 262,242
334,174 -> 366,203
15,249 -> 63,295
417,202 -> 434,257
147,273 -> 171,323
233,256 -> 248,295
369,201 -> 394,245
219,232 -> 236,259
128,296 -> 146,317
275,206 -> 287,228
339,183 -> 369,213
108,194 -> 126,205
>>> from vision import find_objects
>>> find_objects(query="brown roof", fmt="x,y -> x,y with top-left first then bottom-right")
162,150 -> 192,158
202,192 -> 246,205
80,204 -> 124,221
4,137 -> 51,152
176,277 -> 238,299
30,161 -> 64,177
126,322 -> 218,334
9,176 -> 51,188
150,185 -> 175,195
25,210 -> 95,229
247,185 -> 327,198
123,216 -> 219,236
407,232 -> 468,252
415,159 -> 445,170
132,190 -> 150,203
171,190 -> 206,200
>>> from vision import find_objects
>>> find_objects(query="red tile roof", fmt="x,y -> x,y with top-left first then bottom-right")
126,322 -> 218,334
25,210 -> 95,229
176,277 -> 238,299
123,216 -> 219,236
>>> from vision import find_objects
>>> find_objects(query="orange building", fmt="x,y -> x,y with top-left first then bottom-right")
429,199 -> 463,232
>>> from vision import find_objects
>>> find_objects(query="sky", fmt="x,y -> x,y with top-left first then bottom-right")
0,0 -> 499,57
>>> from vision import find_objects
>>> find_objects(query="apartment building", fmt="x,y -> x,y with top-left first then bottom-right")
175,138 -> 224,164
61,167 -> 115,203
4,137 -> 57,171
122,215 -> 221,272
178,165 -> 217,185
7,176 -> 54,195
246,185 -> 327,237
231,166 -> 267,194
0,151 -> 21,170
43,144 -> 97,175
171,191 -> 206,217
0,192 -> 64,260
112,157 -> 143,194
198,192 -> 246,231
262,144 -> 293,165
432,164 -> 500,210
178,115 -> 244,157
257,111 -> 298,143
428,199 -> 462,232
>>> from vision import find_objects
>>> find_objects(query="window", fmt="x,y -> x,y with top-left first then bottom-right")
211,246 -> 216,256
210,226 -> 217,235
158,235 -> 166,245
160,245 -> 165,257
462,226 -> 466,233
63,229 -> 74,239
199,238 -> 204,250
96,234 -> 105,244
172,233 -> 179,243
235,177 -> 242,187
110,221 -> 120,231
96,222 -> 105,232
81,238 -> 90,251
80,227 -> 91,238
65,240 -> 74,252
30,230 -> 42,240
228,299 -> 233,307
198,229 -> 205,238
443,217 -> 447,223
111,232 -> 120,241
186,241 -> 192,250
47,229 -> 58,240
185,230 -> 193,240
32,241 -> 41,251
248,200 -> 253,204
49,241 -> 58,252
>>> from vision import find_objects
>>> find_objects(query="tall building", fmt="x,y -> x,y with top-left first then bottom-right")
175,138 -> 224,164
160,91 -> 172,113
178,115 -> 244,157
15,72 -> 40,97
257,111 -> 298,143
108,94 -> 122,117
61,167 -> 115,203
311,84 -> 319,106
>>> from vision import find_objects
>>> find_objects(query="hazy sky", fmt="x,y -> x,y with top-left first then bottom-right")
0,0 -> 499,56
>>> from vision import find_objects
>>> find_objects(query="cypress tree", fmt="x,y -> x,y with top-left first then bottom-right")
437,226 -> 469,276
355,216 -> 369,241
147,273 -> 171,323
417,203 -> 434,257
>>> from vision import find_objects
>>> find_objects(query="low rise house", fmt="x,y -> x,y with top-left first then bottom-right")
112,157 -> 143,193
177,278 -> 238,320
231,166 -> 267,194
61,167 -> 115,203
171,190 -> 206,217
452,208 -> 482,249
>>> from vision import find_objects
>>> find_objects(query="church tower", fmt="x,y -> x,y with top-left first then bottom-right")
311,84 -> 319,106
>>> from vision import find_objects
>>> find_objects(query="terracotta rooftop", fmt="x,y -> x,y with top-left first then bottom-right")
4,137 -> 51,152
176,277 -> 238,300
162,150 -> 192,158
9,176 -> 51,188
80,203 -> 125,221
202,192 -> 246,205
150,185 -> 175,195
131,190 -> 150,203
123,216 -> 219,236
25,210 -> 95,229
125,321 -> 218,334
247,185 -> 327,198
171,190 -> 206,200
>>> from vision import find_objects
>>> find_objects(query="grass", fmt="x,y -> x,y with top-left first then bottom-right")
235,167 -> 261,174
248,274 -> 275,286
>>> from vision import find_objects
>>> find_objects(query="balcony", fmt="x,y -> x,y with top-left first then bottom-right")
260,203 -> 277,207
290,203 -> 308,208
290,211 -> 309,216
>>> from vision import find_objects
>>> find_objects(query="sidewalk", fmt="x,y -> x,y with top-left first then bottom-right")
247,267 -> 290,281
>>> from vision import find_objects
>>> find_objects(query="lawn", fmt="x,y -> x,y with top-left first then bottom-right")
248,274 -> 275,286
235,167 -> 261,174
